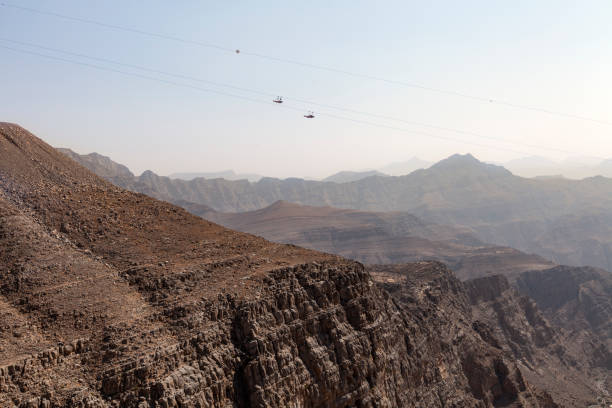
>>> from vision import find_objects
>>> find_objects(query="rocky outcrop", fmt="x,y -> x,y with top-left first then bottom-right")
370,263 -> 550,407
466,275 -> 558,355
516,266 -> 612,371
372,264 -> 611,407
466,274 -> 610,407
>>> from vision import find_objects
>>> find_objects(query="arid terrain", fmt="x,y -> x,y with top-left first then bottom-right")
200,200 -> 554,280
372,263 -> 611,407
61,149 -> 612,272
0,123 -> 610,407
4,1 -> 610,406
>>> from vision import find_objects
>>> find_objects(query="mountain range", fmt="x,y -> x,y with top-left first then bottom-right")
167,156 -> 434,183
200,200 -> 553,280
503,156 -> 612,179
3,122 -> 612,406
321,155 -> 612,181
62,149 -> 612,272
322,170 -> 388,183
168,169 -> 264,182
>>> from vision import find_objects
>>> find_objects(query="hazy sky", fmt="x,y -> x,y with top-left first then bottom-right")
1,1 -> 611,178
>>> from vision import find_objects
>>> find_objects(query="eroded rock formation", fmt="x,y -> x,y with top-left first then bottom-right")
1,123 -> 607,407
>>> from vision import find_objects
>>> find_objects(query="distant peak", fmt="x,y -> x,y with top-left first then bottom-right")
429,153 -> 511,176
433,153 -> 480,167
449,153 -> 478,162
140,169 -> 158,178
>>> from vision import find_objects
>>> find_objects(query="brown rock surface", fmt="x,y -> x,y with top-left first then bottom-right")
370,263 -> 554,407
372,264 -> 610,407
1,123 -> 557,406
466,275 -> 609,407
516,266 -> 612,380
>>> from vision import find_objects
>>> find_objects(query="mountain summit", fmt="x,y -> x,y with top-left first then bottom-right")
429,153 -> 512,177
432,153 -> 481,166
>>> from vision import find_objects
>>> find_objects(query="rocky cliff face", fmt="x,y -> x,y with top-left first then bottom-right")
370,263 -> 556,407
374,264 -> 610,407
1,123 -> 562,406
465,275 -> 609,407
516,266 -> 612,372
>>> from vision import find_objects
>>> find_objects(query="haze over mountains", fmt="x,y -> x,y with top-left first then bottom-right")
201,200 -> 554,280
63,147 -> 611,184
324,155 -> 612,182
503,156 -> 612,179
3,122 -> 612,407
317,155 -> 612,182
63,148 -> 612,272
169,170 -> 264,182
322,170 -> 388,183
322,157 -> 435,182
378,157 -> 434,176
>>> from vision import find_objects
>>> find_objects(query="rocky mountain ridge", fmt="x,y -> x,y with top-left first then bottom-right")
1,122 -> 577,406
57,148 -> 134,179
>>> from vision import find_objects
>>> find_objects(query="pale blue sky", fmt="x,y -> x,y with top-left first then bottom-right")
1,1 -> 611,177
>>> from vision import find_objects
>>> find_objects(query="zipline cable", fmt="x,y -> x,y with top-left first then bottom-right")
2,2 -> 611,126
0,37 -> 592,157
1,44 -> 558,157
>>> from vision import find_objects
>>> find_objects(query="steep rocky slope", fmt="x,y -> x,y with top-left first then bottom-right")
465,275 -> 610,407
201,200 -> 553,280
516,266 -> 612,372
0,123 -> 560,406
372,264 -> 610,407
61,150 -> 612,271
